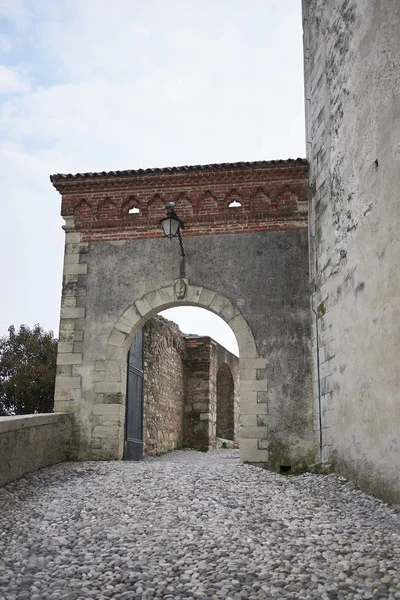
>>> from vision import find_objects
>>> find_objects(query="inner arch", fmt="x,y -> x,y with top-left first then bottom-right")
105,283 -> 264,463
126,308 -> 240,459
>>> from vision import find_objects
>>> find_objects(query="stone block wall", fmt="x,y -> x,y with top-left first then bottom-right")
303,0 -> 400,501
211,342 -> 240,445
184,337 -> 213,449
215,364 -> 235,441
142,317 -> 186,455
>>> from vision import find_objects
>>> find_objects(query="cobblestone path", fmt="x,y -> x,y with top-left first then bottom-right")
0,450 -> 399,600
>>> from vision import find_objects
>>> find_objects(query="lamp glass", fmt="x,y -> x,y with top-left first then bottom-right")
160,215 -> 181,238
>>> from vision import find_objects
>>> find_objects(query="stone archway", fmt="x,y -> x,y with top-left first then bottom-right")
52,159 -> 315,470
100,284 -> 262,463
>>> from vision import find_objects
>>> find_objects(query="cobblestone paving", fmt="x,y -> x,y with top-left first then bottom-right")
0,450 -> 399,600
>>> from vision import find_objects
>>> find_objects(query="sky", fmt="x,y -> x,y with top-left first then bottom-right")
0,0 -> 306,354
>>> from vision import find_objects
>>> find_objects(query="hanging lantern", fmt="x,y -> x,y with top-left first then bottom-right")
160,211 -> 184,239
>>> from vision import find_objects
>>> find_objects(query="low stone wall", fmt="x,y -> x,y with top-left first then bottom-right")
0,413 -> 72,487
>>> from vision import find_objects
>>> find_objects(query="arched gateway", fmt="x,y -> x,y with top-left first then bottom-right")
51,159 -> 315,469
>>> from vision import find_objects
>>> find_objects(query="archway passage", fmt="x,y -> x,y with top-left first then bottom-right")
51,159 -> 314,470
216,363 -> 235,442
124,311 -> 240,460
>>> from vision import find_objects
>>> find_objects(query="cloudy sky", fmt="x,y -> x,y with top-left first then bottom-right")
0,0 -> 305,354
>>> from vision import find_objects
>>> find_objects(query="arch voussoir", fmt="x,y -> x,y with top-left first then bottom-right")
208,293 -> 231,316
114,305 -> 142,335
108,329 -> 128,348
185,285 -> 203,303
198,288 -> 217,307
145,286 -> 175,310
135,296 -> 153,317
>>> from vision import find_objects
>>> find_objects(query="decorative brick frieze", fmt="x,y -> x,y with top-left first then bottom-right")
51,161 -> 308,241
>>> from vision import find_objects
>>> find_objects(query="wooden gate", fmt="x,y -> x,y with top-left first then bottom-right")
124,329 -> 144,460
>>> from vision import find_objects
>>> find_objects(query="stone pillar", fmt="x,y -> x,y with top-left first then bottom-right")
54,230 -> 88,457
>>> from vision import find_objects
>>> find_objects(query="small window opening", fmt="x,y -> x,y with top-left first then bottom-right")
280,465 -> 292,474
128,207 -> 140,215
228,200 -> 242,208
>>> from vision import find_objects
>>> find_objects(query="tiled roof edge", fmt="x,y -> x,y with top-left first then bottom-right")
50,158 -> 308,183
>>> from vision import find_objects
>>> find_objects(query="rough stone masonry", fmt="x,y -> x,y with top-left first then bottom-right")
142,315 -> 239,455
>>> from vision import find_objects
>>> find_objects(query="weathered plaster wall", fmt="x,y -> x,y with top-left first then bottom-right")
142,317 -> 186,455
0,413 -> 72,487
303,0 -> 400,501
54,230 -> 313,467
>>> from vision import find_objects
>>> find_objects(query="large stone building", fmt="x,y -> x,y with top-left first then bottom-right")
302,0 -> 400,501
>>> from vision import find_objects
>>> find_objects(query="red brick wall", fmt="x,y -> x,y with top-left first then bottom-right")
211,344 -> 240,445
184,337 -> 214,449
184,336 -> 240,449
51,160 -> 308,241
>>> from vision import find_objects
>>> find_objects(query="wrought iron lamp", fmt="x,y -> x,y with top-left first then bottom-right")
160,202 -> 185,257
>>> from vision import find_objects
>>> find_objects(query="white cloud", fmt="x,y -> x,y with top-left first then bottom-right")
0,34 -> 12,54
0,1 -> 306,336
0,142 -> 64,336
0,65 -> 30,94
0,0 -> 32,29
